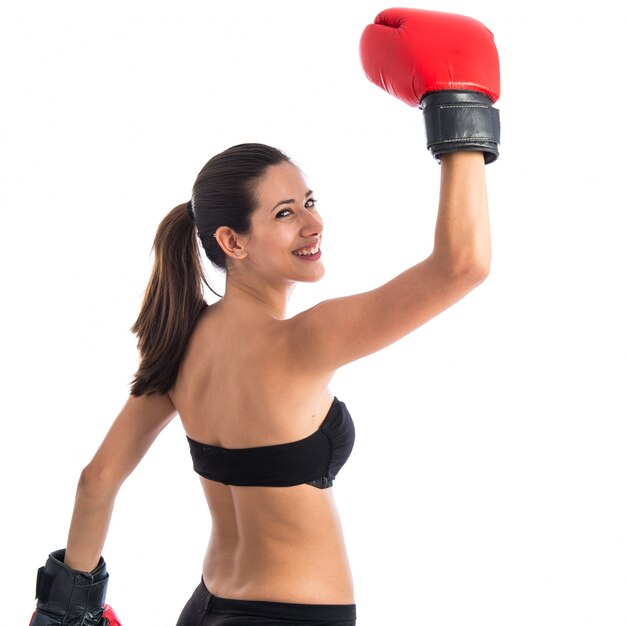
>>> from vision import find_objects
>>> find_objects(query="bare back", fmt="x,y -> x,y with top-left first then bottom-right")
168,302 -> 354,604
166,153 -> 490,604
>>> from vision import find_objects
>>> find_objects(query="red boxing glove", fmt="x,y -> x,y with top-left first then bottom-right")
102,604 -> 122,626
360,8 -> 501,163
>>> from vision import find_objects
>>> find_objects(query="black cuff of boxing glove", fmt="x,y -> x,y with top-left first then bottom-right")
34,549 -> 109,621
420,90 -> 500,164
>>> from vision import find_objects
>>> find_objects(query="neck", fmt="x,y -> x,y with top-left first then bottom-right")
221,272 -> 295,320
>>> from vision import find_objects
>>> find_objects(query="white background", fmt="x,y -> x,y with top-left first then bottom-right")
1,1 -> 625,624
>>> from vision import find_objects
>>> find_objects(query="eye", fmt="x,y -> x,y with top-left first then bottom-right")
305,198 -> 318,209
275,208 -> 293,219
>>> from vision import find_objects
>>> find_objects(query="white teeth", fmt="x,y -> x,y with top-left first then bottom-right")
294,244 -> 319,256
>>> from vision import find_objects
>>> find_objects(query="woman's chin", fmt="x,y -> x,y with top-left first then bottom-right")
299,264 -> 325,283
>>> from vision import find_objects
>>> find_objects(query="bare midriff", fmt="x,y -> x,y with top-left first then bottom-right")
199,479 -> 354,604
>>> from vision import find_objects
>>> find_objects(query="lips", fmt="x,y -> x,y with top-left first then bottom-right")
292,239 -> 322,262
292,242 -> 320,257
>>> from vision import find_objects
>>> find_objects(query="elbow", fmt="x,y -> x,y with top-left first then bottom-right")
445,255 -> 490,287
465,257 -> 490,285
432,245 -> 491,286
77,461 -> 120,500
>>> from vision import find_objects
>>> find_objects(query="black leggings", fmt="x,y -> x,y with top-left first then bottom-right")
176,579 -> 357,626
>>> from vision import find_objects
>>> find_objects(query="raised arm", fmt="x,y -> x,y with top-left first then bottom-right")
289,151 -> 490,370
286,8 -> 499,372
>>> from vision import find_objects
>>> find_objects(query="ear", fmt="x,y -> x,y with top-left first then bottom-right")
214,226 -> 248,260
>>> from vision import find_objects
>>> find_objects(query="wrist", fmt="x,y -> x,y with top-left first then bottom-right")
421,90 -> 500,164
32,549 -> 109,624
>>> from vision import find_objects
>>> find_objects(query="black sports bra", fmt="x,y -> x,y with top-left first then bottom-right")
186,397 -> 355,489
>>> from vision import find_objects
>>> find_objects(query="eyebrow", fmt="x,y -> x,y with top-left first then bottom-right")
271,189 -> 314,212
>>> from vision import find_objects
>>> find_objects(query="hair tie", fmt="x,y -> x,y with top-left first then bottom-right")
186,200 -> 195,222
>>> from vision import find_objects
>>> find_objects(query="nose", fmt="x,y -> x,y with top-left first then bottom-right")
301,208 -> 323,237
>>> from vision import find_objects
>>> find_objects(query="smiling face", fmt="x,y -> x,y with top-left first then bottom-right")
240,162 -> 325,285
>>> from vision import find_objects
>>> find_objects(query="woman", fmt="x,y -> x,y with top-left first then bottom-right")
29,8 -> 499,626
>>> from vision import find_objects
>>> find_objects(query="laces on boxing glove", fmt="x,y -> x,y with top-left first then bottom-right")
420,91 -> 500,164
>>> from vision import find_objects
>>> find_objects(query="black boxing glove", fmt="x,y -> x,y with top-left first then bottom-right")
29,549 -> 118,626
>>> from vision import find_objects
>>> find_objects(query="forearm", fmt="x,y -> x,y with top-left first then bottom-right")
432,152 -> 491,278
64,469 -> 118,572
30,394 -> 175,623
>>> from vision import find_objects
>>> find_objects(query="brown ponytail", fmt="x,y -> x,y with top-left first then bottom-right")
129,144 -> 292,395
129,203 -> 208,396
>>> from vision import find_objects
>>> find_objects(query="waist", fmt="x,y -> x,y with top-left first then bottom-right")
204,583 -> 356,622
200,479 -> 353,603
203,529 -> 354,604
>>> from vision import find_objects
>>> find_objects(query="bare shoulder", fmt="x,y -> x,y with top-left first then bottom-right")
282,256 -> 487,373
